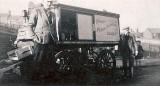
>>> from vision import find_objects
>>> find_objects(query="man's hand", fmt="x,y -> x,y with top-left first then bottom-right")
135,51 -> 138,56
32,35 -> 39,42
56,58 -> 60,64
14,40 -> 18,45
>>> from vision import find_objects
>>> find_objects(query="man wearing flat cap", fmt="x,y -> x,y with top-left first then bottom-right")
121,27 -> 138,78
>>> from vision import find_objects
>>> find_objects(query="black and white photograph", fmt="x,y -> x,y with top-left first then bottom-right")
0,0 -> 160,86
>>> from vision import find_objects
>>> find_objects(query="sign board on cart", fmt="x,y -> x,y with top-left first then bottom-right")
95,15 -> 120,42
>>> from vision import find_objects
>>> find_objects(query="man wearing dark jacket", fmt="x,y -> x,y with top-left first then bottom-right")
121,27 -> 138,78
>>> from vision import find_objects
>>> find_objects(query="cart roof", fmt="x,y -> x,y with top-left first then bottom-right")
57,4 -> 120,18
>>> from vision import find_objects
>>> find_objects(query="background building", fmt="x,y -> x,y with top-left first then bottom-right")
137,28 -> 160,58
0,13 -> 22,60
143,28 -> 160,40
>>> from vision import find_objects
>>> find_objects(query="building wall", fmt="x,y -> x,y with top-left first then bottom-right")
141,29 -> 160,58
153,33 -> 160,40
142,43 -> 160,58
143,30 -> 152,39
0,13 -> 24,30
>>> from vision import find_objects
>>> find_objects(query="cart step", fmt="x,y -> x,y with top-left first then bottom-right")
0,61 -> 22,79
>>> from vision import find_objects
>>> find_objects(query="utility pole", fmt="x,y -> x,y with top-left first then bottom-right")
0,16 -> 1,25
137,28 -> 139,33
149,43 -> 151,58
7,10 -> 12,28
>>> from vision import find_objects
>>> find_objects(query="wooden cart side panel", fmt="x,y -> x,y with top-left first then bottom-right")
57,4 -> 120,18
76,13 -> 94,40
57,4 -> 120,45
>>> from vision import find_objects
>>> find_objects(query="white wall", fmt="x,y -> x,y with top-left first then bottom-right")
143,30 -> 152,39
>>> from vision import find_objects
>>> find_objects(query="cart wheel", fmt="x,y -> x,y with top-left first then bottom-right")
88,51 -> 98,64
55,51 -> 73,73
97,50 -> 116,71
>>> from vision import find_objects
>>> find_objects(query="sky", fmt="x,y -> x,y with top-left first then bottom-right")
0,0 -> 160,32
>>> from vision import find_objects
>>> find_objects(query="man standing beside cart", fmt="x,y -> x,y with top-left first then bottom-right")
120,27 -> 138,78
13,0 -> 58,80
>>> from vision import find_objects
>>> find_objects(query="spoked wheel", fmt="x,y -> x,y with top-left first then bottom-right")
97,50 -> 116,72
55,50 -> 82,83
55,51 -> 73,73
88,51 -> 98,64
55,50 -> 81,73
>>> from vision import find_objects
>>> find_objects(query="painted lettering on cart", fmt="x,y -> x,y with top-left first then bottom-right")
96,20 -> 117,35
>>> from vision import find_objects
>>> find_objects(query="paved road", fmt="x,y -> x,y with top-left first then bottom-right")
1,63 -> 160,86
113,65 -> 160,86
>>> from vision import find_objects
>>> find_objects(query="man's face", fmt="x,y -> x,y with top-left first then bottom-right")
137,42 -> 141,45
43,0 -> 52,9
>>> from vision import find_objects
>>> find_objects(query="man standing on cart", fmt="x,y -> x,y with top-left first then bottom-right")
121,27 -> 138,78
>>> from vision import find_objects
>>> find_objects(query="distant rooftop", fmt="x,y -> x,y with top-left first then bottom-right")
0,13 -> 23,29
147,28 -> 160,34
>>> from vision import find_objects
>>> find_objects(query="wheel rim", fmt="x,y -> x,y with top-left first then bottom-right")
97,50 -> 116,71
88,51 -> 98,63
56,51 -> 72,73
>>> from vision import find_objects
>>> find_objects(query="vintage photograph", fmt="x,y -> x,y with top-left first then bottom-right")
0,0 -> 160,86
